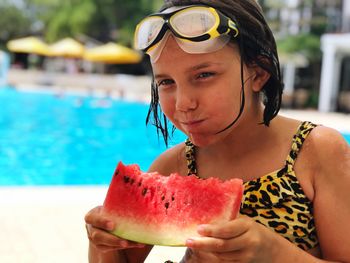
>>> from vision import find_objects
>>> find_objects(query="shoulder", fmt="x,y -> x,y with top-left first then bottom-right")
306,125 -> 349,182
148,142 -> 187,176
307,125 -> 349,164
306,126 -> 350,260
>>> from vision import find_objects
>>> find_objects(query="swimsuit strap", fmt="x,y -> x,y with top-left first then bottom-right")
285,121 -> 318,171
185,138 -> 197,176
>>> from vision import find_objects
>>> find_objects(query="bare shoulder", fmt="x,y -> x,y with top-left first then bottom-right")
306,125 -> 349,170
302,125 -> 350,191
307,126 -> 350,260
148,142 -> 187,176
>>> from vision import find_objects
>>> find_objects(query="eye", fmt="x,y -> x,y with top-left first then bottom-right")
196,72 -> 215,80
157,79 -> 175,88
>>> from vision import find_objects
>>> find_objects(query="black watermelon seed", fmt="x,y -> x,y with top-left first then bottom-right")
161,196 -> 165,201
165,202 -> 170,209
142,188 -> 148,196
123,176 -> 130,183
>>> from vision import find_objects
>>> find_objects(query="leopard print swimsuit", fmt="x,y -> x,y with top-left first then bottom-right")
185,121 -> 319,250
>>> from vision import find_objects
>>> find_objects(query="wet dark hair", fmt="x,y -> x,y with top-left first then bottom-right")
146,0 -> 283,146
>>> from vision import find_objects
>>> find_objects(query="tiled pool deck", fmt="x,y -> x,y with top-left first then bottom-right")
1,78 -> 350,263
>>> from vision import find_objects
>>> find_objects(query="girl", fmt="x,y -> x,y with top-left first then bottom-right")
85,1 -> 350,262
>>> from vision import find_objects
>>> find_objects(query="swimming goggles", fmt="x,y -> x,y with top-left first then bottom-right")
134,5 -> 239,62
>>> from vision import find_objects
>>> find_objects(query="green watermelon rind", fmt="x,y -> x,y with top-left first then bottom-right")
105,196 -> 238,246
109,216 -> 198,246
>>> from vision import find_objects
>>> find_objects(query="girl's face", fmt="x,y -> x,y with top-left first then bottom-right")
152,36 -> 260,146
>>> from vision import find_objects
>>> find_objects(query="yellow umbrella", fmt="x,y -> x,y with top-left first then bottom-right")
49,37 -> 85,58
83,42 -> 142,64
7,36 -> 51,56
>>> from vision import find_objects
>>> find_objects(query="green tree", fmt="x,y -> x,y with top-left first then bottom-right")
0,2 -> 34,48
25,0 -> 96,42
46,0 -> 96,42
80,0 -> 163,44
277,34 -> 321,63
25,0 -> 163,44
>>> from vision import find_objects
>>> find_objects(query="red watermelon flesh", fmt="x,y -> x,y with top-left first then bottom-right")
103,162 -> 244,246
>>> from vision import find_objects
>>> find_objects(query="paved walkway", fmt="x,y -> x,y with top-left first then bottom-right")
7,69 -> 153,103
280,109 -> 350,133
0,187 -> 186,263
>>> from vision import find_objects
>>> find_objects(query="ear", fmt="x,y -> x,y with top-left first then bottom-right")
250,66 -> 271,92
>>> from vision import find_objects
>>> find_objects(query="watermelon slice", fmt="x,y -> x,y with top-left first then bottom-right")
103,162 -> 243,246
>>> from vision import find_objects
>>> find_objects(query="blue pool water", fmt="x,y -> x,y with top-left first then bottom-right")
0,87 -> 349,186
343,133 -> 350,142
0,87 -> 185,186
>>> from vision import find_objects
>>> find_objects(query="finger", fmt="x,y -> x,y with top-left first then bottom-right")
89,226 -> 120,246
85,206 -> 114,231
186,236 -> 243,253
89,226 -> 145,248
214,250 -> 246,261
93,243 -> 145,253
117,241 -> 146,249
94,244 -> 121,253
197,217 -> 250,239
85,224 -> 93,241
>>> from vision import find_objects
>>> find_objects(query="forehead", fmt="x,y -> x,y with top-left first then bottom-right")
152,35 -> 240,72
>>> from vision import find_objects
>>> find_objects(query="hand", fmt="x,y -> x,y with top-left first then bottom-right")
184,215 -> 278,263
84,206 -> 145,253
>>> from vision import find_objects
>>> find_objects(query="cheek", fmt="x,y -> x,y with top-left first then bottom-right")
210,83 -> 240,113
159,92 -> 175,117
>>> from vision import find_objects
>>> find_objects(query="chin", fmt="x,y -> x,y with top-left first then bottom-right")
188,133 -> 217,147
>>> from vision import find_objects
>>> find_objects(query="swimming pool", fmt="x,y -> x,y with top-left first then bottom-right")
0,87 -> 349,186
0,87 -> 185,186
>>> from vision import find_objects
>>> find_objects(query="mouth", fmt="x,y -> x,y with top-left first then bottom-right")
179,119 -> 205,131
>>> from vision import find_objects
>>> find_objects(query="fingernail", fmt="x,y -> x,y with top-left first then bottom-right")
106,221 -> 114,230
197,224 -> 208,234
120,241 -> 128,247
186,239 -> 194,247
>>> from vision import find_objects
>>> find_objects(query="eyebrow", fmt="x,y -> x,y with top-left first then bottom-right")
154,62 -> 222,79
154,73 -> 169,80
189,62 -> 222,71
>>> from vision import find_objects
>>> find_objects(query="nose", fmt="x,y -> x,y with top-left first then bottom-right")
175,85 -> 198,112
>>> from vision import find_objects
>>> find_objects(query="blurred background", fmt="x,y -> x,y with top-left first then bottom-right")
0,0 -> 349,262
0,0 -> 349,111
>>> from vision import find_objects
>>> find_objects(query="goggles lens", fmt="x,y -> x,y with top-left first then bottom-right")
147,32 -> 230,63
170,8 -> 217,37
135,16 -> 164,50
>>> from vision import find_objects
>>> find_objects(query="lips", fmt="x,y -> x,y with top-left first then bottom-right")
181,119 -> 203,125
179,119 -> 205,131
